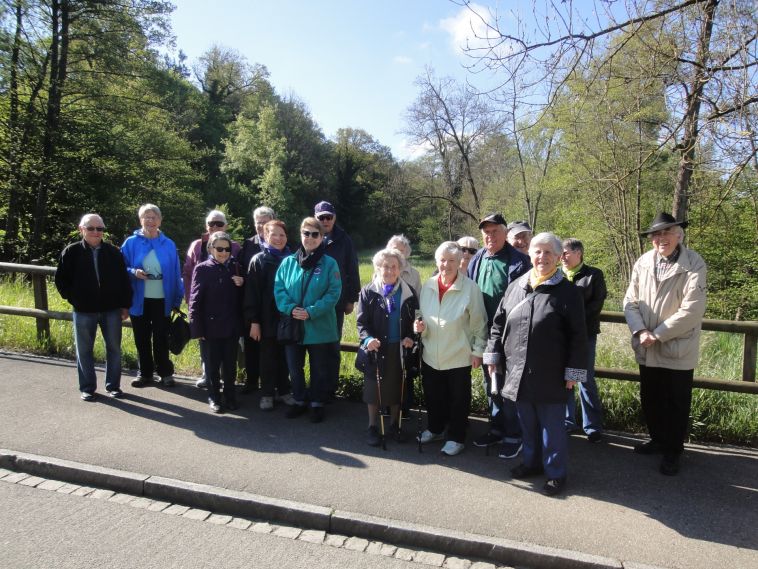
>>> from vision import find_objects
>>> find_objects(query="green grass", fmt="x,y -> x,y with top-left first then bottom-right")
2,258 -> 757,446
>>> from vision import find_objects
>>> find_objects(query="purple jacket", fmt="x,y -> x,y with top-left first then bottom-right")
188,257 -> 243,340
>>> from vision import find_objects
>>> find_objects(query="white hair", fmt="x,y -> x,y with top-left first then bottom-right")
253,206 -> 275,220
79,213 -> 103,227
529,232 -> 562,256
138,203 -> 161,219
205,209 -> 227,224
386,234 -> 412,258
457,235 -> 479,249
434,241 -> 462,263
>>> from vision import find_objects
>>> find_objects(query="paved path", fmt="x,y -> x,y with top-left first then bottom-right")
1,352 -> 757,569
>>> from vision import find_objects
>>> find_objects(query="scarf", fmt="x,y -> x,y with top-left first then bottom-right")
296,242 -> 325,270
562,262 -> 583,282
377,279 -> 401,314
529,266 -> 559,288
263,241 -> 291,261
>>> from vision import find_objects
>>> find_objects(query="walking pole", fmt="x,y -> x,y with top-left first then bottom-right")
415,311 -> 423,454
398,344 -> 407,432
374,352 -> 387,450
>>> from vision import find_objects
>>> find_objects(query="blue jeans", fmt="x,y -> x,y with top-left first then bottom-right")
483,365 -> 522,443
73,309 -> 123,393
285,342 -> 336,406
517,401 -> 568,480
565,335 -> 604,435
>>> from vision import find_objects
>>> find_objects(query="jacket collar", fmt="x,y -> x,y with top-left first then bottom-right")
370,279 -> 414,304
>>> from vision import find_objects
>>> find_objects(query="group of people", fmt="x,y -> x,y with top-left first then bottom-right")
55,203 -> 706,495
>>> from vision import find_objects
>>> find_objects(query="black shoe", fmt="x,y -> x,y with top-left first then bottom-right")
225,401 -> 239,411
587,431 -> 603,443
366,426 -> 381,447
130,377 -> 151,388
285,404 -> 307,419
634,440 -> 664,455
310,406 -> 325,423
543,478 -> 566,496
391,423 -> 408,443
660,453 -> 681,476
510,463 -> 544,479
473,431 -> 503,447
80,391 -> 96,402
158,375 -> 175,387
241,382 -> 258,394
107,389 -> 124,399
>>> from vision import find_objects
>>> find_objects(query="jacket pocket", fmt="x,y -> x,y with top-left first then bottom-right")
658,329 -> 695,361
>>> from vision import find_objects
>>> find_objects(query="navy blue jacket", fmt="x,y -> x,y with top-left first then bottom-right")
323,224 -> 360,309
244,248 -> 290,338
188,258 -> 243,340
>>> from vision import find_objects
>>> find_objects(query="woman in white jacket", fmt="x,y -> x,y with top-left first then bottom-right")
414,241 -> 488,456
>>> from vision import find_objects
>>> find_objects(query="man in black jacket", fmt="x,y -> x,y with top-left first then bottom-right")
561,238 -> 607,442
55,214 -> 132,400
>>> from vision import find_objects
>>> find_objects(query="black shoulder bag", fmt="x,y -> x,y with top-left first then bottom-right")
277,268 -> 316,345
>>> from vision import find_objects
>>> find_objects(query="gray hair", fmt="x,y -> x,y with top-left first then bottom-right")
79,213 -> 103,228
386,234 -> 412,258
372,248 -> 406,274
562,238 -> 584,261
434,241 -> 462,263
207,231 -> 232,251
253,206 -> 275,220
206,209 -> 227,224
457,235 -> 479,250
529,232 -> 563,256
138,203 -> 161,220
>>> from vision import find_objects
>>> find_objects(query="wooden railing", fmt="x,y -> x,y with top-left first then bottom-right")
1,261 -> 756,394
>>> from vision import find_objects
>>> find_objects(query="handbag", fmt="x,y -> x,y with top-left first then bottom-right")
277,268 -> 316,345
167,308 -> 191,355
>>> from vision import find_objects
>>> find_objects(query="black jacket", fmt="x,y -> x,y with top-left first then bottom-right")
55,240 -> 132,313
244,248 -> 289,338
323,224 -> 360,309
239,235 -> 264,277
571,263 -> 607,336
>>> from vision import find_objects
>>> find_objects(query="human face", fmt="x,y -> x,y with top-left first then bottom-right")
316,213 -> 335,235
207,217 -> 227,233
378,257 -> 400,286
301,226 -> 323,252
140,210 -> 162,237
649,228 -> 682,258
508,231 -> 532,255
79,216 -> 105,247
561,247 -> 582,271
436,250 -> 459,281
481,223 -> 506,254
530,243 -> 560,277
254,214 -> 272,239
210,239 -> 231,263
265,226 -> 287,251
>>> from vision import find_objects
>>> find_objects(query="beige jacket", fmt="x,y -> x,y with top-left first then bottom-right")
623,246 -> 707,370
418,273 -> 488,371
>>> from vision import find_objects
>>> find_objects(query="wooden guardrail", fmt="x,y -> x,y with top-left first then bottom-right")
1,261 -> 756,394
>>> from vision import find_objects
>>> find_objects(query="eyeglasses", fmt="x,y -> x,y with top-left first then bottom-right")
316,214 -> 334,221
85,226 -> 105,232
301,230 -> 320,238
460,247 -> 477,255
214,246 -> 232,253
207,220 -> 225,228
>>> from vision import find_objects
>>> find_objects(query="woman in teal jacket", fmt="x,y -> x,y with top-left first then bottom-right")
121,203 -> 184,388
274,217 -> 342,423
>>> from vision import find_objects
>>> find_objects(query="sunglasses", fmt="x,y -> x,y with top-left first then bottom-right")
213,246 -> 232,253
460,247 -> 477,255
316,214 -> 334,221
85,226 -> 105,232
207,220 -> 225,228
301,230 -> 320,238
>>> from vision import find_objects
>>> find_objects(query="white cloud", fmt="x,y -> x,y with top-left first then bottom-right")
439,3 -> 506,57
393,55 -> 412,65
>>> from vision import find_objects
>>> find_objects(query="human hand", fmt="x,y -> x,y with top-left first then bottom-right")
292,307 -> 309,320
413,320 -> 425,333
401,337 -> 414,349
565,380 -> 577,390
366,338 -> 381,352
134,269 -> 149,280
344,302 -> 355,315
250,323 -> 261,341
232,276 -> 244,287
639,330 -> 657,348
471,355 -> 483,369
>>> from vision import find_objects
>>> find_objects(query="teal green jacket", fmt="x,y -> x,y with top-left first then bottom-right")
274,253 -> 342,344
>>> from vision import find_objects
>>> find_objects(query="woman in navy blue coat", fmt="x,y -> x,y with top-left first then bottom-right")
188,232 -> 245,413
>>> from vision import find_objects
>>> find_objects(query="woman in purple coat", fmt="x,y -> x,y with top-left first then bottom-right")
188,232 -> 245,413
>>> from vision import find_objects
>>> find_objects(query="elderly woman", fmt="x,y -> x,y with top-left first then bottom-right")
121,204 -> 184,388
414,242 -> 488,456
484,232 -> 587,496
357,248 -> 418,446
244,220 -> 295,411
456,236 -> 479,273
386,234 -> 422,295
189,232 -> 245,413
274,217 -> 342,423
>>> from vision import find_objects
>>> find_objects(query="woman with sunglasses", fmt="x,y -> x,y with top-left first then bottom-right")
456,236 -> 480,273
274,217 -> 342,423
182,210 -> 241,389
121,204 -> 184,389
188,231 -> 245,413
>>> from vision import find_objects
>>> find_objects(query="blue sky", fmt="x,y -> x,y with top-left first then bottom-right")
169,1 -> 508,159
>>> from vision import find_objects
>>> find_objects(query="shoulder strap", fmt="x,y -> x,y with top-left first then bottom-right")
299,268 -> 316,304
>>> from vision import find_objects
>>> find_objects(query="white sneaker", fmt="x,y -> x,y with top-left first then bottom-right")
441,441 -> 465,456
416,429 -> 444,444
259,396 -> 274,411
276,393 -> 296,406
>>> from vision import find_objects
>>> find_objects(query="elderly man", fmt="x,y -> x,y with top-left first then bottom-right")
55,214 -> 132,400
624,212 -> 707,476
506,220 -> 533,255
467,213 -> 531,458
561,238 -> 607,442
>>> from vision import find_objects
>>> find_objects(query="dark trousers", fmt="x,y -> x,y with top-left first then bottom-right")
639,365 -> 694,454
421,363 -> 472,443
131,298 -> 173,379
203,338 -> 238,406
325,306 -> 346,395
286,342 -> 335,406
243,335 -> 260,388
517,402 -> 568,479
483,365 -> 522,442
259,336 -> 290,397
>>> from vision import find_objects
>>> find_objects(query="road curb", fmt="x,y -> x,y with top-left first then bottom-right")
1,448 -> 631,569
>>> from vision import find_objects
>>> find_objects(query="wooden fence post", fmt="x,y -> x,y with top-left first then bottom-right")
31,260 -> 50,343
744,332 -> 757,382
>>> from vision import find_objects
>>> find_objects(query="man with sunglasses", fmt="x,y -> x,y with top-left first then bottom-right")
467,213 -> 531,459
182,210 -> 241,388
55,214 -> 132,400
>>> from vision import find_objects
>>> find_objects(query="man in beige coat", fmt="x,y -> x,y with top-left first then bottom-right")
624,212 -> 707,476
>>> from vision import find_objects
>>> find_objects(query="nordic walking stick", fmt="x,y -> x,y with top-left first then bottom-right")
374,351 -> 387,450
415,311 -> 423,454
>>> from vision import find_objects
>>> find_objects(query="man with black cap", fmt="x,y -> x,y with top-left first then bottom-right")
314,200 -> 360,393
468,213 -> 531,458
506,220 -> 533,255
624,212 -> 707,476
